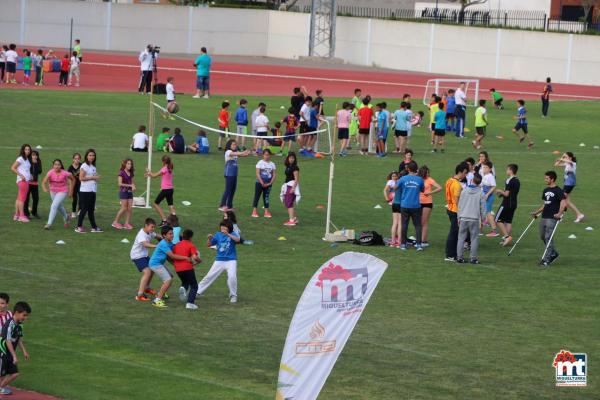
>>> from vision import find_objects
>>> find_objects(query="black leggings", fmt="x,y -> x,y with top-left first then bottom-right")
0,62 -> 5,81
252,182 -> 272,209
72,182 -> 80,213
177,270 -> 198,304
541,96 -> 550,117
24,184 -> 39,217
77,191 -> 97,229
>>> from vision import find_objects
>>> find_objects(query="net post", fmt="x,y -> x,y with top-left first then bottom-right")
145,84 -> 155,209
324,112 -> 336,239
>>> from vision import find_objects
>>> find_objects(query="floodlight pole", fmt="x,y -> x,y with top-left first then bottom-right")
309,0 -> 337,58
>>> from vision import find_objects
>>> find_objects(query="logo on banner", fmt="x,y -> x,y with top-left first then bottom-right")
553,350 -> 587,387
316,262 -> 368,313
295,320 -> 336,356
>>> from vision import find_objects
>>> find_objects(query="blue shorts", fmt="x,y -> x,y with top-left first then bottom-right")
485,194 -> 495,213
133,257 -> 150,272
377,131 -> 388,141
196,76 -> 209,90
283,133 -> 296,142
119,191 -> 133,200
514,122 -> 528,133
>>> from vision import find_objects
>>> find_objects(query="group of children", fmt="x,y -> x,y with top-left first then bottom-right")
129,213 -> 241,309
384,147 -> 584,266
0,40 -> 82,87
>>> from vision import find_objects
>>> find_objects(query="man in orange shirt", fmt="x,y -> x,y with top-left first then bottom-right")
444,162 -> 469,261
217,101 -> 231,151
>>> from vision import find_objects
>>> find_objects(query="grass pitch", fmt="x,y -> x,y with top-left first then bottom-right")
0,89 -> 598,399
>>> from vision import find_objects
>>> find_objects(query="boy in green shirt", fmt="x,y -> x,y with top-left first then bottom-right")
22,50 -> 32,85
489,88 -> 503,110
156,127 -> 171,152
473,99 -> 487,150
74,39 -> 82,62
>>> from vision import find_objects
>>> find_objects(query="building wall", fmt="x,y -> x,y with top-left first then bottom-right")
1,0 -> 599,85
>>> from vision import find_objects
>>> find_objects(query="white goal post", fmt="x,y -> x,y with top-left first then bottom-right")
423,79 -> 480,107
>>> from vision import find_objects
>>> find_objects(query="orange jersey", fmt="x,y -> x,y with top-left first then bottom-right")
445,177 -> 462,213
218,109 -> 230,128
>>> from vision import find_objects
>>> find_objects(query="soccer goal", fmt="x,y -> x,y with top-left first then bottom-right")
423,79 -> 480,107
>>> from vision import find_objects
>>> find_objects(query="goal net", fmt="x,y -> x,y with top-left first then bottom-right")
423,79 -> 480,107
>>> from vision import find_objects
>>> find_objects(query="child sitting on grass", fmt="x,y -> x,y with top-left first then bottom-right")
0,302 -> 32,396
174,229 -> 202,310
156,127 -> 171,152
187,130 -> 210,154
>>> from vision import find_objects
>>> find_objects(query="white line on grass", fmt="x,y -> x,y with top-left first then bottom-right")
84,61 -> 600,100
0,266 -> 60,281
31,341 -> 271,398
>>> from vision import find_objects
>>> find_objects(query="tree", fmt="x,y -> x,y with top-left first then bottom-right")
447,0 -> 487,16
581,0 -> 599,24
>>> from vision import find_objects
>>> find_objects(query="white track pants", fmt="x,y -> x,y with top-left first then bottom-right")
196,260 -> 237,297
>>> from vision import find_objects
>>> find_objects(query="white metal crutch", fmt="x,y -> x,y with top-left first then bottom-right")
541,218 -> 562,262
508,216 -> 538,256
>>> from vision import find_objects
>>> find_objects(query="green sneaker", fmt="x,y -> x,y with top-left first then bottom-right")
152,299 -> 168,308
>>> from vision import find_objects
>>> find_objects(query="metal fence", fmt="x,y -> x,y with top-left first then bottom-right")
287,5 -> 600,33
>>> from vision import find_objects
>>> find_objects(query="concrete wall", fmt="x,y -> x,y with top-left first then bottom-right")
1,0 -> 599,85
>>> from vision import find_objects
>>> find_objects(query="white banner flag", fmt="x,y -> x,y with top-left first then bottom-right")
276,251 -> 388,400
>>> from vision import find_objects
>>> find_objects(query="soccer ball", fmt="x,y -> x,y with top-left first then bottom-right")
168,102 -> 180,114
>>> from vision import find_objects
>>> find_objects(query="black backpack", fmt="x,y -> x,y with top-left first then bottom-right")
355,231 -> 384,246
153,83 -> 167,94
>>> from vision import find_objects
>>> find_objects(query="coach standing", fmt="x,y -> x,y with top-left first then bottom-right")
454,82 -> 467,138
138,44 -> 156,94
193,47 -> 212,99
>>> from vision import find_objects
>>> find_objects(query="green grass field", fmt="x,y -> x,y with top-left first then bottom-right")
0,89 -> 598,399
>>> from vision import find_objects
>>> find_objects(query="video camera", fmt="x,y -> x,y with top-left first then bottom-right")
147,44 -> 161,55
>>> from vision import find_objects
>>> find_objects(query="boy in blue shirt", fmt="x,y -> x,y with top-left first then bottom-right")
432,102 -> 447,153
235,99 -> 249,150
376,102 -> 390,157
512,99 -> 534,149
148,225 -> 193,308
445,89 -> 456,132
196,221 -> 241,303
395,161 -> 425,250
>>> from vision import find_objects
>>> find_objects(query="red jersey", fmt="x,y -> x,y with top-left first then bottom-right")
60,58 -> 70,72
173,240 -> 198,272
357,106 -> 373,129
218,109 -> 230,129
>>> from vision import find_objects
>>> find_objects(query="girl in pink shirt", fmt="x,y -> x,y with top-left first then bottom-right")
42,159 -> 74,229
336,102 -> 352,156
145,155 -> 175,226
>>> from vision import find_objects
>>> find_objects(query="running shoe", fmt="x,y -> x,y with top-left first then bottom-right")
251,210 -> 259,218
444,257 -> 456,262
90,227 -> 104,233
263,210 -> 272,218
501,235 -> 513,247
283,220 -> 296,226
144,288 -> 156,296
486,231 -> 500,237
152,299 -> 168,308
111,222 -> 123,229
123,223 -> 134,230
574,214 -> 585,223
18,216 -> 30,222
229,295 -> 238,303
415,245 -> 424,252
178,286 -> 187,302
186,303 -> 198,310
74,227 -> 86,233
135,295 -> 150,302
470,259 -> 480,265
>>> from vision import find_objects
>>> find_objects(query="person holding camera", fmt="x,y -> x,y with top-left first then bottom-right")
138,44 -> 158,94
193,47 -> 212,99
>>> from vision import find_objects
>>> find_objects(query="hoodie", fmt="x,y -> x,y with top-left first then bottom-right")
457,185 -> 485,221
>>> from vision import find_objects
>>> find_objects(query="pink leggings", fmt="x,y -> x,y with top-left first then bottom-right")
17,181 -> 29,202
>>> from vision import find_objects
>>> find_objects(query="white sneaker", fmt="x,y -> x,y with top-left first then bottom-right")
71,212 -> 77,218
185,303 -> 198,310
178,286 -> 187,302
192,94 -> 200,99
574,214 -> 584,223
202,94 -> 209,99
229,295 -> 237,303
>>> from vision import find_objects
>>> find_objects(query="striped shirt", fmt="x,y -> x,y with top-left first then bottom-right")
0,311 -> 12,331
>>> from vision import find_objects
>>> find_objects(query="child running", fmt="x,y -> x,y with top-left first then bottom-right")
146,155 -> 175,226
0,302 -> 32,396
554,152 -> 584,222
418,165 -> 441,247
11,144 -> 32,222
112,159 -> 136,230
219,140 -> 250,212
489,88 -> 504,109
472,99 -> 487,149
174,229 -> 202,310
130,218 -> 159,302
148,225 -> 192,308
251,149 -> 276,218
512,100 -> 534,149
42,159 -> 74,230
196,220 -> 241,303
